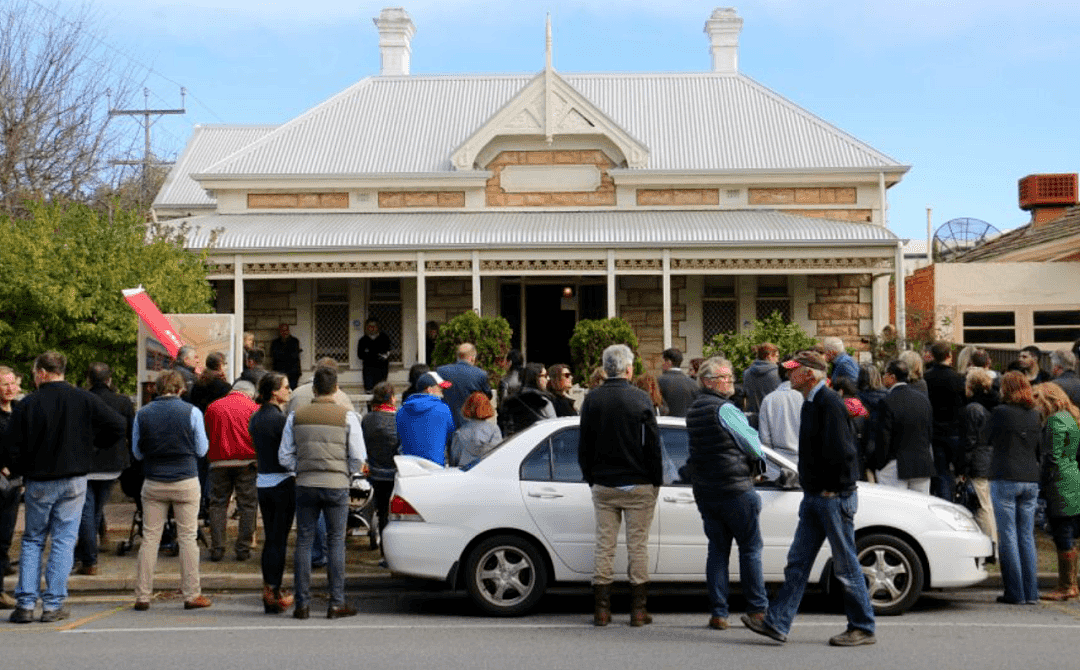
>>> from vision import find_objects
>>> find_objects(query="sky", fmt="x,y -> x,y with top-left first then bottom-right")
45,0 -> 1080,244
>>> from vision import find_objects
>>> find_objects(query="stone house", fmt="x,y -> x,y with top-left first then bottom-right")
153,7 -> 909,388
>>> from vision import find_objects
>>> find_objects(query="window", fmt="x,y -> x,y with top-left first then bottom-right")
756,275 -> 791,322
314,279 -> 349,364
519,428 -> 582,482
367,279 -> 402,363
703,276 -> 736,343
962,311 -> 1015,345
1034,310 -> 1080,344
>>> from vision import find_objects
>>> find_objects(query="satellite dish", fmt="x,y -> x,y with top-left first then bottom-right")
933,218 -> 1000,261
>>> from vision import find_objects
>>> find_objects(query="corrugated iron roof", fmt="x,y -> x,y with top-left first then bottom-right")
952,206 -> 1080,262
200,73 -> 904,177
178,209 -> 898,252
154,124 -> 276,209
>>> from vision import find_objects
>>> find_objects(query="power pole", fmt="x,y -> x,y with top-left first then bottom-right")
110,87 -> 186,208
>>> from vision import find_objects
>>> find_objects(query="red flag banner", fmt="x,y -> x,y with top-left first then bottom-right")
122,288 -> 183,359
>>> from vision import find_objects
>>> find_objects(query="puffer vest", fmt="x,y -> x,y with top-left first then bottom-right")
685,389 -> 754,497
292,398 -> 350,489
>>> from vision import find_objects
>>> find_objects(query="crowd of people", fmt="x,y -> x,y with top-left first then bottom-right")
0,329 -> 1077,633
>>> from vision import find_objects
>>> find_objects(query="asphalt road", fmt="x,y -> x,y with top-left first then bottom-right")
3,586 -> 1079,670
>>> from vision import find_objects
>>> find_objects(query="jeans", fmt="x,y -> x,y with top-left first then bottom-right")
930,434 -> 957,501
590,484 -> 658,586
74,479 -> 115,567
991,479 -> 1039,602
311,513 -> 328,567
294,486 -> 349,609
695,488 -> 768,618
765,491 -> 875,637
16,477 -> 87,611
257,478 -> 296,588
1048,515 -> 1080,552
136,477 -> 202,602
207,464 -> 258,555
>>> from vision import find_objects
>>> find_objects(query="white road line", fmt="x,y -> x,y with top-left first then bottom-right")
62,620 -> 1080,634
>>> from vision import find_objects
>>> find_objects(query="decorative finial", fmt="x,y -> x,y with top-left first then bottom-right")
545,14 -> 552,71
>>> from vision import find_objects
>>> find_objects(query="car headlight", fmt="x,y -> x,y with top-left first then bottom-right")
929,503 -> 981,533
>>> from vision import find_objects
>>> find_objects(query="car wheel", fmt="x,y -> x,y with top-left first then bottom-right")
857,533 -> 924,616
464,535 -> 548,616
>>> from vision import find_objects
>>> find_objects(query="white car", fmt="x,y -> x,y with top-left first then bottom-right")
383,416 -> 992,617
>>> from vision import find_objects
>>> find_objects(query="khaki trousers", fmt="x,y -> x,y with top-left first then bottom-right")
135,477 -> 202,601
972,477 -> 998,549
591,484 -> 658,586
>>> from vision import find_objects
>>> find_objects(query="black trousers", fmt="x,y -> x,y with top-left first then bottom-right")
257,478 -> 296,588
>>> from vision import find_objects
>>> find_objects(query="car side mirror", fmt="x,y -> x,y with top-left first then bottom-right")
777,467 -> 800,490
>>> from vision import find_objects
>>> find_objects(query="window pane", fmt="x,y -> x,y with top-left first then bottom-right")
1034,327 -> 1080,343
314,303 -> 349,363
963,312 -> 1014,327
1034,310 -> 1080,326
963,328 -> 1015,344
660,427 -> 689,485
520,441 -> 551,481
703,300 -> 736,343
369,279 -> 401,301
551,429 -> 584,483
756,299 -> 791,322
704,276 -> 735,299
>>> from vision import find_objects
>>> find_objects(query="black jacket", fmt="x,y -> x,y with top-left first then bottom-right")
1053,370 -> 1080,409
960,391 -> 998,478
3,381 -> 126,481
498,388 -> 553,437
873,384 -> 934,479
578,378 -> 662,488
658,369 -> 699,418
798,383 -> 859,494
988,403 -> 1042,482
88,383 -> 135,474
685,389 -> 757,498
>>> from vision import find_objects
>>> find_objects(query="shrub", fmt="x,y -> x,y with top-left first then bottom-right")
568,318 -> 643,381
703,311 -> 817,377
431,311 -> 512,382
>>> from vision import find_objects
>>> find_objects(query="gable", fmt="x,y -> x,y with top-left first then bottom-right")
450,70 -> 649,170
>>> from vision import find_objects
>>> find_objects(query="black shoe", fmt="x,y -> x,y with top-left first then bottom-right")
40,608 -> 70,623
2,565 -> 15,576
327,604 -> 357,619
8,607 -> 34,624
741,613 -> 786,642
293,606 -> 310,620
209,548 -> 225,562
235,550 -> 250,562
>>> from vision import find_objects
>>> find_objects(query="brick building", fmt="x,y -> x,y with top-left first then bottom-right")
154,8 -> 909,388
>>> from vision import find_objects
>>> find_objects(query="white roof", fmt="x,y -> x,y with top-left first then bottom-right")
197,73 -> 905,177
178,210 -> 898,252
154,124 -> 276,209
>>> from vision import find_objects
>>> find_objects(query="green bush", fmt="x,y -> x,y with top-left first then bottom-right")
703,311 -> 818,377
431,311 -> 512,382
568,317 -> 643,381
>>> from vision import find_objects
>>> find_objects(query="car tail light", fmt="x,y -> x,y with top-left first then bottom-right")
389,494 -> 424,522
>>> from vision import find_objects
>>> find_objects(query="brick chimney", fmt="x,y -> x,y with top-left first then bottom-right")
373,8 -> 415,76
1018,173 -> 1078,227
704,8 -> 743,74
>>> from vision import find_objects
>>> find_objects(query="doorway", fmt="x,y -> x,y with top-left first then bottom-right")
525,284 -> 576,367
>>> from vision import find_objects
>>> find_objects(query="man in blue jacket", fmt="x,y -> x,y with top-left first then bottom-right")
742,350 -> 875,647
396,372 -> 455,466
437,343 -> 491,429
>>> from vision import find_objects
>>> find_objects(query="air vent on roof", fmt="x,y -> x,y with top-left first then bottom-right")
1018,173 -> 1078,210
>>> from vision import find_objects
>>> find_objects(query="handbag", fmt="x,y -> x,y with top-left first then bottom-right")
953,478 -> 979,513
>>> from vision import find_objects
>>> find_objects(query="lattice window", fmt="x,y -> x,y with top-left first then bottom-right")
368,279 -> 402,363
314,279 -> 350,364
756,275 -> 791,322
703,276 -> 737,344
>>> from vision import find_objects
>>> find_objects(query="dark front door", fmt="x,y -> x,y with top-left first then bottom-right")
525,285 -> 577,368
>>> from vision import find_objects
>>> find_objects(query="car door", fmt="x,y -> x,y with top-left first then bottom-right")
519,427 -> 657,576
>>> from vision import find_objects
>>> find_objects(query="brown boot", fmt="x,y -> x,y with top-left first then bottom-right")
629,583 -> 652,627
1041,549 -> 1079,601
263,584 -> 284,614
275,587 -> 294,610
593,584 -> 612,626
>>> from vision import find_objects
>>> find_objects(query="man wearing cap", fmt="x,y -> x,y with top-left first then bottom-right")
396,372 -> 455,466
742,350 -> 875,647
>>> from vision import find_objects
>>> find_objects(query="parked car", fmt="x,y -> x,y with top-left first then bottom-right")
383,416 -> 992,616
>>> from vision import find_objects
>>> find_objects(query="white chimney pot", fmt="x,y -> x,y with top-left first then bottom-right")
704,7 -> 743,74
373,7 -> 416,76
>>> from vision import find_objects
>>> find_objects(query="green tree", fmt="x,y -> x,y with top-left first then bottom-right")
568,317 -> 643,381
0,201 -> 213,391
431,311 -> 512,382
703,311 -> 818,377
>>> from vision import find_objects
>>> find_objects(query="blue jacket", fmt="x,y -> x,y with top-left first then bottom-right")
437,361 -> 492,429
396,393 -> 456,466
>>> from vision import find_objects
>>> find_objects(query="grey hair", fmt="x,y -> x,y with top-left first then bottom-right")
821,337 -> 844,355
698,356 -> 732,380
602,344 -> 634,378
1051,349 -> 1077,373
899,350 -> 924,381
232,379 -> 256,399
807,367 -> 826,383
176,345 -> 197,364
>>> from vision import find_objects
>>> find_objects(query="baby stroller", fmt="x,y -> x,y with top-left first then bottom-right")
347,473 -> 379,550
114,461 -> 208,556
